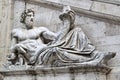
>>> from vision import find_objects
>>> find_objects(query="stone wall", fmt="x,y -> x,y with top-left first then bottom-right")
0,0 -> 13,79
0,0 -> 120,80
0,0 -> 13,66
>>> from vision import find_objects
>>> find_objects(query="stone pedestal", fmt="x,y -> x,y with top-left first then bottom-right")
0,65 -> 111,80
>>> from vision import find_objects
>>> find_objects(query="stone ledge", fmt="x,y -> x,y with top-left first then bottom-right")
0,65 -> 108,80
0,64 -> 111,76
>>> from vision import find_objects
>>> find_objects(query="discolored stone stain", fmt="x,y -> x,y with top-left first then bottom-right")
39,69 -> 46,76
69,67 -> 75,80
32,74 -> 37,80
25,69 -> 37,80
51,68 -> 57,77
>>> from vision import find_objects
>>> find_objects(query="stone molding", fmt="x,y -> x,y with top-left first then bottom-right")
92,0 -> 120,5
0,65 -> 111,76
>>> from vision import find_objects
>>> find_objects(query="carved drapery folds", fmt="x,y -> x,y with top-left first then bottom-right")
5,6 -> 116,71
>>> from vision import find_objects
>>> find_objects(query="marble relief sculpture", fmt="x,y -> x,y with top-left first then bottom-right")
6,6 -> 116,68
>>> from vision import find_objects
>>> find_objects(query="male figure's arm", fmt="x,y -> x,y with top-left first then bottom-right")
42,29 -> 57,41
10,29 -> 18,53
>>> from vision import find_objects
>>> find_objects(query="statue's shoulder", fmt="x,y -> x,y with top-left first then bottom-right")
38,27 -> 48,30
11,29 -> 22,37
11,29 -> 19,34
37,27 -> 49,32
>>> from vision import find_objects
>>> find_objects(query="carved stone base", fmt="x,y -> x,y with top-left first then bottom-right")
0,65 -> 111,80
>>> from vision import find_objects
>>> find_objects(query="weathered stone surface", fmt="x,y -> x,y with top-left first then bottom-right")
0,0 -> 13,67
0,66 -> 107,80
93,35 -> 120,46
31,0 -> 93,10
75,16 -> 106,38
96,45 -> 120,67
91,1 -> 120,17
93,0 -> 120,5
0,48 -> 5,65
107,67 -> 120,80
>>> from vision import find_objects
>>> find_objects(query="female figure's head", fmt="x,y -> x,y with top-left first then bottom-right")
59,6 -> 75,30
20,9 -> 35,29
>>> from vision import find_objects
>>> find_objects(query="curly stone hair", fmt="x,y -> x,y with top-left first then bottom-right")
20,9 -> 35,23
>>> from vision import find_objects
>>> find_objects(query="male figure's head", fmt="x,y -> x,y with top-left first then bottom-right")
20,9 -> 35,29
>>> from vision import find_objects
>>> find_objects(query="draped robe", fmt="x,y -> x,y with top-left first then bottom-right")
36,26 -> 101,66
